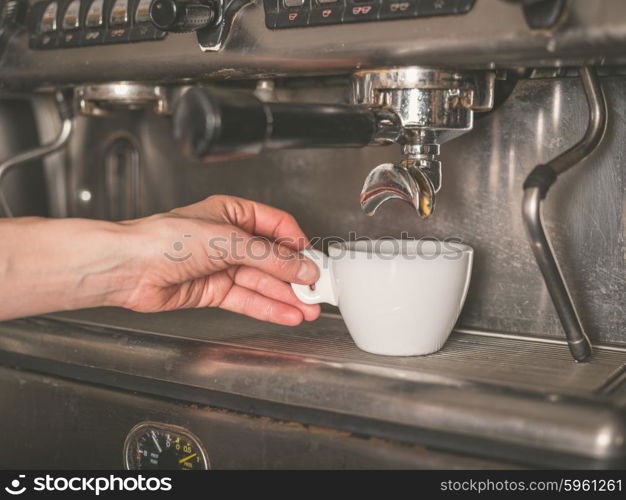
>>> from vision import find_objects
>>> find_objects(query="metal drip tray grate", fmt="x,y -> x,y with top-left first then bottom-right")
48,308 -> 626,397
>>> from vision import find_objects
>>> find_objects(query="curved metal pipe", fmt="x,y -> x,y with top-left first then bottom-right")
549,68 -> 607,175
522,67 -> 607,362
0,92 -> 74,217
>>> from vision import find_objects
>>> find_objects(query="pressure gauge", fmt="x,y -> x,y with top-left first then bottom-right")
124,422 -> 210,470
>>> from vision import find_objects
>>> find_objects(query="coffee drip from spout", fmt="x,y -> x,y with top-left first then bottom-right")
360,133 -> 442,219
352,67 -> 494,218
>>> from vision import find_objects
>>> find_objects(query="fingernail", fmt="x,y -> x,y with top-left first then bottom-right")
296,259 -> 318,283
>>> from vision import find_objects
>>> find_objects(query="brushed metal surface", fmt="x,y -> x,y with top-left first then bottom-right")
62,77 -> 625,344
50,307 -> 626,396
5,0 -> 626,87
0,366 -> 514,469
0,308 -> 625,467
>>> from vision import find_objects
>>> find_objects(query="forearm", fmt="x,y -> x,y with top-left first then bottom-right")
0,217 -> 136,321
0,196 -> 321,325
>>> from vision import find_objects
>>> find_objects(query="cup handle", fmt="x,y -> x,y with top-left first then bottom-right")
291,248 -> 338,306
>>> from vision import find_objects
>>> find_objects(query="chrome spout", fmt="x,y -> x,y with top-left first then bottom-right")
353,67 -> 494,218
360,148 -> 441,218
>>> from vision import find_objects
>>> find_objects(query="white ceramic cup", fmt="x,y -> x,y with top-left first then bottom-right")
291,239 -> 473,356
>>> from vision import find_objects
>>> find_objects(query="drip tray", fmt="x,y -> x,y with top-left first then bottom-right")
0,307 -> 625,468
51,308 -> 626,396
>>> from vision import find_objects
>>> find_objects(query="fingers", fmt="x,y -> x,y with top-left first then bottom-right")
215,225 -> 320,285
233,266 -> 321,321
174,195 -> 311,251
219,283 -> 305,326
244,200 -> 310,251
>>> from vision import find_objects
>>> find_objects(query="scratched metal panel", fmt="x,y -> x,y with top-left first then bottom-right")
65,77 -> 625,344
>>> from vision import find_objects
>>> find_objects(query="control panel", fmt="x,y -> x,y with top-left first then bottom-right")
27,0 -> 167,50
264,0 -> 474,28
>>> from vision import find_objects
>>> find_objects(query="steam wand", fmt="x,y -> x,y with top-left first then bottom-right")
522,67 -> 607,362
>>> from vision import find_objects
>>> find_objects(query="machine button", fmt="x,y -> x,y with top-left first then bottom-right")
85,0 -> 105,27
109,0 -> 129,25
416,0 -> 458,16
105,0 -> 130,42
317,0 -> 338,3
275,0 -> 310,28
40,2 -> 58,32
58,29 -> 80,47
343,0 -> 379,22
105,26 -> 130,42
283,0 -> 305,6
379,0 -> 416,19
275,9 -> 308,27
59,0 -> 81,45
80,28 -> 105,44
134,0 -> 153,23
35,32 -> 58,48
130,0 -> 158,40
29,0 -> 56,50
61,0 -> 80,29
83,0 -> 106,45
309,3 -> 343,25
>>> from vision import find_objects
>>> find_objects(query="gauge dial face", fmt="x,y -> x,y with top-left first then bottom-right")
124,423 -> 209,470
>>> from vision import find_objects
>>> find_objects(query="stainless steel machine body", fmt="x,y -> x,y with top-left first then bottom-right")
32,75 -> 623,347
0,0 -> 625,469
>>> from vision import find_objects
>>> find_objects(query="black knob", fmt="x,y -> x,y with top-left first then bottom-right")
150,0 -> 217,33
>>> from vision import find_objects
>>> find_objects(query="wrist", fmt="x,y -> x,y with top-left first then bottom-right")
98,213 -> 183,310
71,218 -> 146,310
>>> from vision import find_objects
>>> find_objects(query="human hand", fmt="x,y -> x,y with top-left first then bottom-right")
115,195 -> 321,325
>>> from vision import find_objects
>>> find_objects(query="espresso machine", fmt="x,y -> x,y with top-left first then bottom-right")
0,0 -> 625,469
